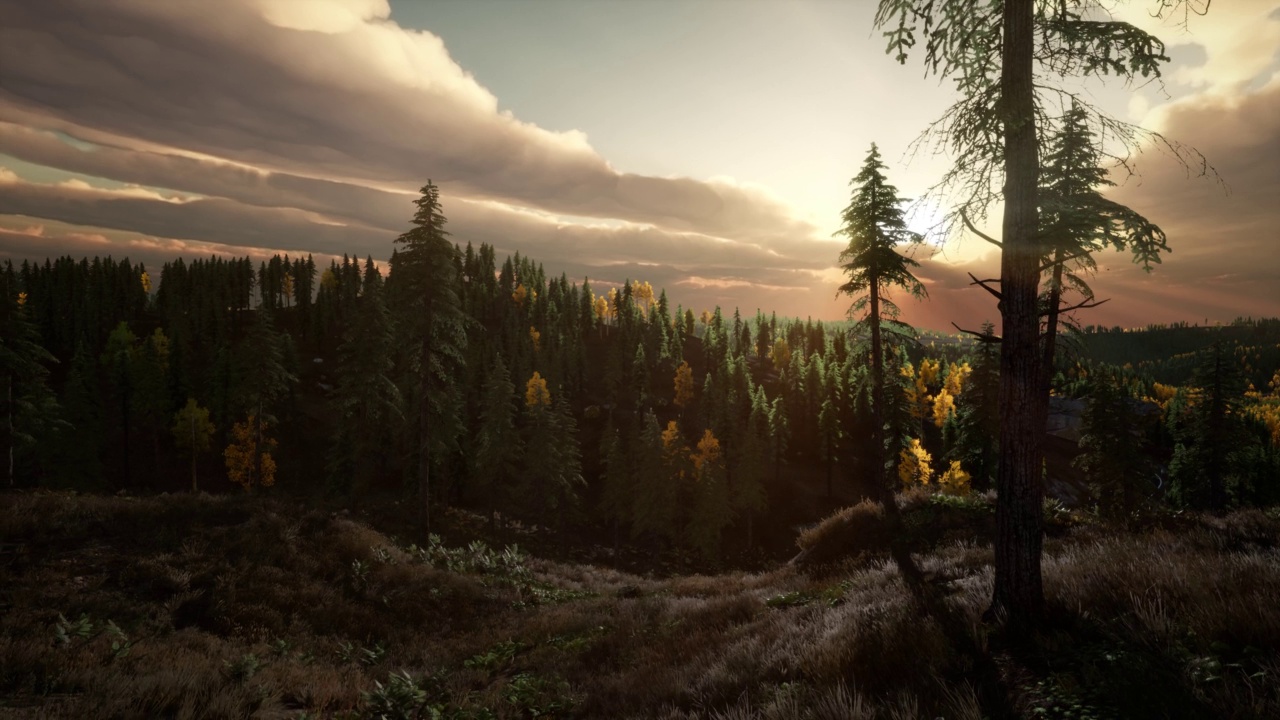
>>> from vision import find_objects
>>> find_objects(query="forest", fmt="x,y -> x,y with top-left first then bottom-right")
3,170 -> 1280,568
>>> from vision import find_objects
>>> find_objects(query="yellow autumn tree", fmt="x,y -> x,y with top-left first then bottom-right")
140,270 -> 152,295
938,460 -> 971,496
900,363 -> 930,423
632,280 -> 655,313
770,338 -> 791,371
932,389 -> 957,428
224,413 -> 277,491
512,283 -> 529,306
943,361 -> 971,397
593,294 -> 612,324
897,437 -> 932,488
525,371 -> 551,407
673,361 -> 694,408
529,326 -> 541,352
691,429 -> 721,473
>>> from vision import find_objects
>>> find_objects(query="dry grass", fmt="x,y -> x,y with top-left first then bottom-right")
1,491 -> 1277,718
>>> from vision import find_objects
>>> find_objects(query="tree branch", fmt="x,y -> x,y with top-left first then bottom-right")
1044,296 -> 1110,316
968,273 -> 1003,300
961,209 -> 1002,247
952,322 -> 1001,343
1038,249 -> 1092,273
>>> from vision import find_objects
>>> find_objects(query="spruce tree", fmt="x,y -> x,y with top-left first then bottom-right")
1,287 -> 62,487
835,143 -> 926,511
388,182 -> 468,537
328,282 -> 401,495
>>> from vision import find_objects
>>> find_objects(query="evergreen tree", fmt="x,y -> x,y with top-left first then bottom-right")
1,287 -> 62,486
1169,343 -> 1246,511
687,429 -> 731,561
876,0 -> 1212,628
946,325 -> 1000,492
835,143 -> 926,510
1074,371 -> 1147,518
328,283 -> 401,495
100,322 -> 138,485
388,182 -> 468,537
598,420 -> 631,552
473,358 -> 520,529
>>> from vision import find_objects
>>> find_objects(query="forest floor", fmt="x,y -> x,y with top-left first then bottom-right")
1,490 -> 1278,719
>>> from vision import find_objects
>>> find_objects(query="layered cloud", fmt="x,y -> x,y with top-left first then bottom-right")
0,0 -> 1274,330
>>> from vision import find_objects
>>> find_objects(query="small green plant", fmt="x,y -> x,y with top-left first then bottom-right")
502,672 -> 574,717
363,669 -> 426,720
464,639 -> 524,671
351,559 -> 370,590
53,612 -> 93,646
52,613 -> 131,660
223,652 -> 262,682
338,640 -> 387,667
103,620 -> 133,660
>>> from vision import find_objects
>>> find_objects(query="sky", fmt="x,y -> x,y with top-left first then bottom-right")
0,0 -> 1277,331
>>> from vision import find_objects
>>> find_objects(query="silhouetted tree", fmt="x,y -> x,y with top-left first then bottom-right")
835,143 -> 926,511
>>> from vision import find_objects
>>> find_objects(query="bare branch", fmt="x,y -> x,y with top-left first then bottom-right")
961,209 -> 1002,247
968,272 -> 1003,301
952,321 -> 1001,343
1045,297 -> 1110,316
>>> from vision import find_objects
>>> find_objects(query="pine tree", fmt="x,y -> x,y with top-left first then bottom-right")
328,282 -> 401,495
100,322 -> 138,485
388,182 -> 468,537
687,429 -> 731,561
1074,371 -> 1146,518
947,325 -> 1000,491
473,358 -> 520,529
598,420 -> 631,551
835,143 -> 926,510
1169,343 -> 1246,511
1,286 -> 62,486
234,308 -> 296,489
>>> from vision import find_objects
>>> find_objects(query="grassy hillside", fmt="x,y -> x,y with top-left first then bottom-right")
2,492 -> 1278,719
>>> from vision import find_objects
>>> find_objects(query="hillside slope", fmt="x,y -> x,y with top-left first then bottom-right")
1,492 -> 1277,719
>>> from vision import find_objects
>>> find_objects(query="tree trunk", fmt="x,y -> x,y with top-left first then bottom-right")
419,336 -> 432,539
190,411 -> 198,493
7,375 -> 13,487
825,456 -> 832,500
869,272 -> 897,518
990,0 -> 1045,631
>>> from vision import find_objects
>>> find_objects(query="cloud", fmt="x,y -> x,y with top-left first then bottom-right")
1099,77 -> 1280,321
0,0 -> 817,248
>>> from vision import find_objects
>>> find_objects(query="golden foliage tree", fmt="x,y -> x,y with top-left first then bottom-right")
932,388 -> 957,428
769,338 -> 791,371
525,371 -> 551,407
529,326 -> 541,353
938,460 -> 971,496
224,413 -> 277,491
897,437 -> 932,488
673,361 -> 694,408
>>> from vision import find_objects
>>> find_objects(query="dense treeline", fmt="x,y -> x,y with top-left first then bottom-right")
3,189 -> 1278,563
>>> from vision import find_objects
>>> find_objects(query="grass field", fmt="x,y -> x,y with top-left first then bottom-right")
1,491 -> 1277,718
